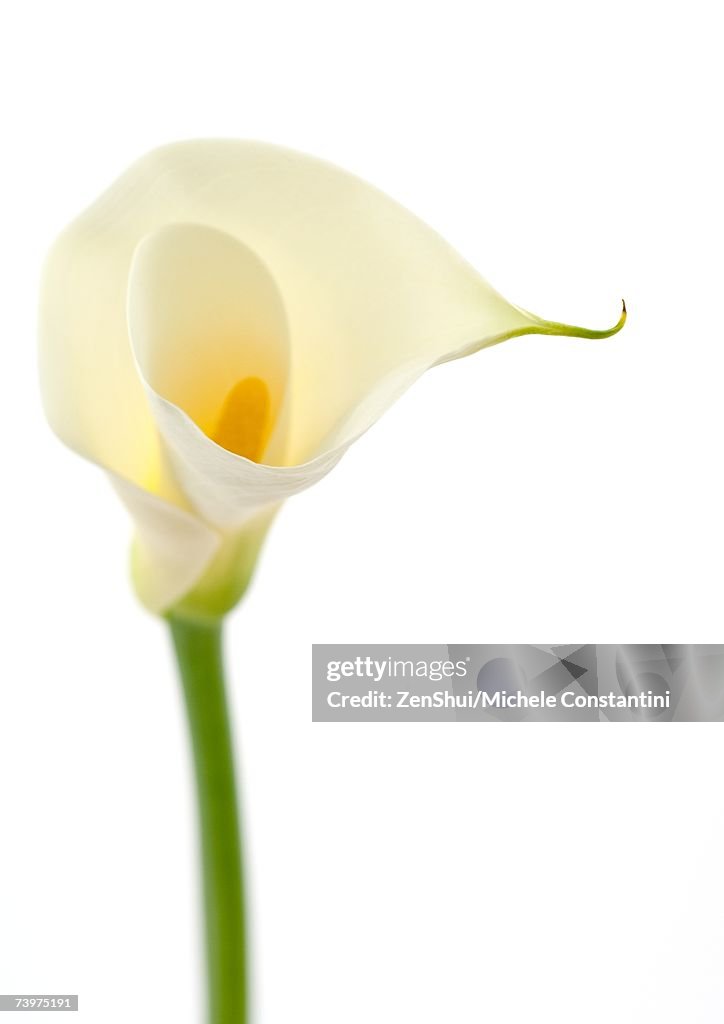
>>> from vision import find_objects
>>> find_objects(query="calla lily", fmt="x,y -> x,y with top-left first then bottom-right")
39,140 -> 625,1024
39,139 -> 624,620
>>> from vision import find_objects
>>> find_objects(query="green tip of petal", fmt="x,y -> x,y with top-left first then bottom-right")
530,299 -> 627,341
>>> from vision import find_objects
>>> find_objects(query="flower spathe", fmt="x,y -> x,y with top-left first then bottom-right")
39,140 -> 625,618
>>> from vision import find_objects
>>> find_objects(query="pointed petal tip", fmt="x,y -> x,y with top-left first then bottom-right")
612,297 -> 627,330
607,298 -> 627,335
529,299 -> 628,341
593,298 -> 627,337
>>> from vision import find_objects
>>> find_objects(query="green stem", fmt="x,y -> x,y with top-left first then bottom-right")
168,614 -> 247,1024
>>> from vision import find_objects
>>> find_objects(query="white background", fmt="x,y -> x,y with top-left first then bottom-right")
1,1 -> 723,1021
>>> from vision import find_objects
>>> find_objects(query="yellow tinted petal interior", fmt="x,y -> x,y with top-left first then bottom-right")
212,377 -> 271,462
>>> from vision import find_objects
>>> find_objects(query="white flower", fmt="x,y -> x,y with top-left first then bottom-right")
39,141 -> 624,618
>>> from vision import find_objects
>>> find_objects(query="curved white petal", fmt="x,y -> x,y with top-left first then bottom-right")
41,141 -> 623,472
110,474 -> 220,613
134,390 -> 347,529
128,224 -> 289,460
127,223 -> 296,526
40,140 -> 624,607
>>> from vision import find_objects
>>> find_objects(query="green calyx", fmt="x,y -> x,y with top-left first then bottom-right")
168,513 -> 275,624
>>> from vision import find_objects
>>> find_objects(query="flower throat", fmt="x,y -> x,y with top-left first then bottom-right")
212,376 -> 271,462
